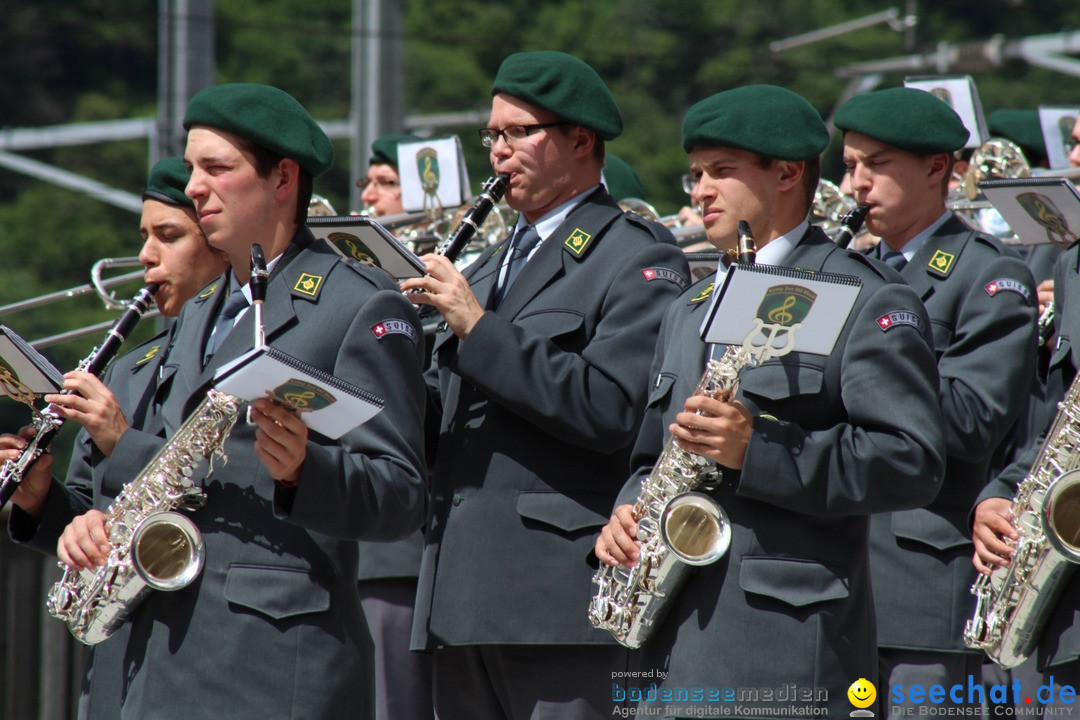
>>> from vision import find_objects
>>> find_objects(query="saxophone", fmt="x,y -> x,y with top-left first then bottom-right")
588,222 -> 757,649
964,370 -> 1080,668
46,389 -> 240,645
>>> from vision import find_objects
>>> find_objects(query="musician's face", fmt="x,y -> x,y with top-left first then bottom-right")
843,131 -> 950,249
1069,116 -> 1080,169
184,126 -> 281,263
687,147 -> 783,254
358,164 -> 403,216
487,94 -> 583,223
139,199 -> 229,317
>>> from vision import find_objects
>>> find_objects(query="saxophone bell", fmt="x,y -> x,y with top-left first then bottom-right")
131,511 -> 206,591
660,491 -> 732,566
1042,469 -> 1080,563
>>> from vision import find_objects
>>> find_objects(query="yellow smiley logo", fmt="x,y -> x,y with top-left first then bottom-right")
847,678 -> 877,709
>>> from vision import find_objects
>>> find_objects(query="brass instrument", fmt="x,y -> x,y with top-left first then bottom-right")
964,369 -> 1080,668
947,139 -> 1032,220
588,221 -> 757,649
307,194 -> 338,217
811,179 -> 858,239
0,284 -> 160,511
0,257 -> 160,348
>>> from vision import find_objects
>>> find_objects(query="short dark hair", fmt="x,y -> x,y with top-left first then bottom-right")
237,136 -> 314,225
754,154 -> 821,216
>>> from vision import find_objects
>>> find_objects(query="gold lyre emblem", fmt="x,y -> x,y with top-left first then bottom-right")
742,284 -> 816,361
293,273 -> 323,297
564,228 -> 592,255
928,249 -> 956,276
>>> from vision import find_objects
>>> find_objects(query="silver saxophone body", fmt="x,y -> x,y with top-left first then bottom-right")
964,370 -> 1080,668
588,346 -> 751,649
46,389 -> 240,645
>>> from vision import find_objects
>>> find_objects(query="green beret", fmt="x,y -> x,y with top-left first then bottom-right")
603,153 -> 648,201
988,109 -> 1046,161
492,51 -> 623,141
370,134 -> 423,166
681,85 -> 828,160
183,83 -> 334,177
835,87 -> 969,154
143,156 -> 193,209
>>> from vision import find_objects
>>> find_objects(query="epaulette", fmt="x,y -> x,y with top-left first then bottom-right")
843,247 -> 891,282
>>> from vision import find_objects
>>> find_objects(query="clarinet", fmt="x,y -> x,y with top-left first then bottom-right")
0,283 -> 159,510
435,173 -> 511,264
417,174 -> 510,329
833,205 -> 870,249
250,244 -> 268,350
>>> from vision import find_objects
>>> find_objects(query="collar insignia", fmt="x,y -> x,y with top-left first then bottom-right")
293,273 -> 323,297
134,345 -> 161,366
927,249 -> 956,277
564,228 -> 592,256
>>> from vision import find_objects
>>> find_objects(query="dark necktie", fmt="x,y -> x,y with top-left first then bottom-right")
881,250 -> 908,272
494,225 -> 541,307
203,290 -> 248,364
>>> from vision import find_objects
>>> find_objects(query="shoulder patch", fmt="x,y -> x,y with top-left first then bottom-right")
197,281 -> 220,300
985,278 -> 1032,303
927,249 -> 956,277
564,228 -> 593,257
133,344 -> 162,367
690,282 -> 715,304
877,310 -> 925,333
370,318 -> 418,345
293,272 -> 324,298
641,267 -> 688,291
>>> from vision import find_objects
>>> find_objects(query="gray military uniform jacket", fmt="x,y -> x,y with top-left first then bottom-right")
412,188 -> 690,649
977,240 -> 1080,670
870,214 -> 1037,653
618,228 -> 945,718
19,229 -> 428,720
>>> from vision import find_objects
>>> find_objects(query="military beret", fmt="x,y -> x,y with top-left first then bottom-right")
603,153 -> 648,201
143,156 -> 194,209
988,109 -> 1047,161
492,51 -> 623,141
183,83 -> 334,177
835,87 -> 969,154
681,85 -> 829,159
370,134 -> 423,166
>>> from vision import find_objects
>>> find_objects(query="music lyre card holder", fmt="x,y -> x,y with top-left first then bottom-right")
307,216 -> 427,281
701,264 -> 861,358
0,325 -> 65,401
979,177 -> 1080,247
213,346 -> 384,440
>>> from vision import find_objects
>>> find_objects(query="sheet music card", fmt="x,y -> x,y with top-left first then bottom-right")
398,136 -> 470,212
213,346 -> 384,440
0,325 -> 64,404
979,177 -> 1080,247
1038,105 -> 1080,170
308,216 -> 427,280
904,75 -> 988,150
701,264 -> 861,359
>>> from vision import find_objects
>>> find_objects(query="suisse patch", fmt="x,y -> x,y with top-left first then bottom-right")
370,319 -> 418,345
984,278 -> 1032,302
927,249 -> 956,276
134,345 -> 161,367
641,267 -> 688,290
877,310 -> 925,333
293,273 -> 323,297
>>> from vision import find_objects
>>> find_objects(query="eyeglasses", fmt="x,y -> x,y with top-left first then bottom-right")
362,178 -> 399,189
681,173 -> 698,195
478,122 -> 569,148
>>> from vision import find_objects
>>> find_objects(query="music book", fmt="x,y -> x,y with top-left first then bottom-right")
904,74 -> 988,150
397,135 -> 471,211
1037,105 -> 1080,170
307,216 -> 427,280
212,346 -> 384,440
979,177 -> 1080,247
0,325 -> 65,398
701,264 -> 862,358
